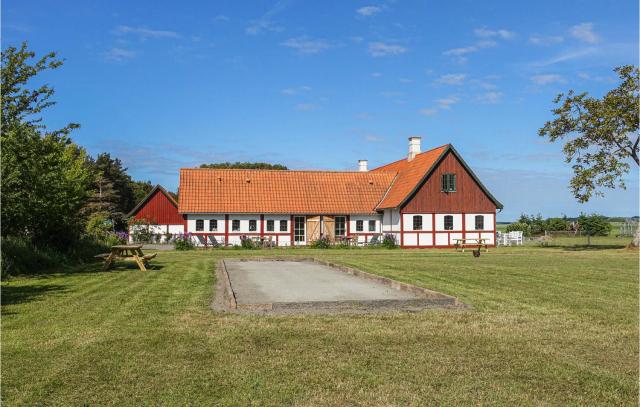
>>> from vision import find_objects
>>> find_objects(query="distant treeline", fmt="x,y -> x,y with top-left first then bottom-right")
200,162 -> 288,170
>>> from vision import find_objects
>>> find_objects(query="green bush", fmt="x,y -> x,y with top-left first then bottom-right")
578,213 -> 612,237
240,236 -> 255,249
381,233 -> 398,249
505,222 -> 531,236
1,235 -> 109,277
518,214 -> 546,235
86,211 -> 113,240
546,217 -> 570,231
310,236 -> 331,249
174,234 -> 195,251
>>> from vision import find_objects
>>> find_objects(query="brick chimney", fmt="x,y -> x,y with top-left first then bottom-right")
408,136 -> 421,161
358,159 -> 368,172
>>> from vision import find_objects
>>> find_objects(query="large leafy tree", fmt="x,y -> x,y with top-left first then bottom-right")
539,65 -> 639,246
1,42 -> 93,247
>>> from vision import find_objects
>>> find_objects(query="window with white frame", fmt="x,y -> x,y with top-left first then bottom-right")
266,220 -> 274,232
232,220 -> 240,231
196,219 -> 204,231
413,215 -> 422,230
335,216 -> 346,237
294,216 -> 305,242
249,220 -> 257,231
444,215 -> 454,230
368,220 -> 376,232
475,215 -> 484,230
355,220 -> 363,232
279,220 -> 287,232
209,219 -> 217,232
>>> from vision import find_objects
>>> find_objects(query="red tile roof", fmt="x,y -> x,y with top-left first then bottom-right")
178,169 -> 396,214
371,144 -> 449,209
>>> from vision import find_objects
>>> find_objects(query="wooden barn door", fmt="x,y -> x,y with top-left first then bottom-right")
323,216 -> 335,241
306,216 -> 321,243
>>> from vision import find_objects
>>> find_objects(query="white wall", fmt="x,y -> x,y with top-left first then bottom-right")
129,224 -> 184,243
402,214 -> 433,231
186,214 -> 226,233
350,215 -> 382,234
464,213 -> 495,231
263,215 -> 289,233
435,214 -> 463,231
382,209 -> 400,232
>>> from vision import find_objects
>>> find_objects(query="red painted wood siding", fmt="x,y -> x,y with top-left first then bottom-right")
133,190 -> 184,224
402,151 -> 497,213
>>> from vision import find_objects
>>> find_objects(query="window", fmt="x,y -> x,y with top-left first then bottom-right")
444,215 -> 454,230
368,220 -> 376,232
232,220 -> 240,231
355,220 -> 364,232
441,173 -> 456,192
249,220 -> 257,231
475,215 -> 484,230
266,220 -> 274,232
279,220 -> 287,232
209,219 -> 218,232
294,216 -> 305,242
413,215 -> 422,231
195,219 -> 204,231
335,216 -> 346,237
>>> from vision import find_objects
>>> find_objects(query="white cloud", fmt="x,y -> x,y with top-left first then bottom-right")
113,25 -> 181,39
368,42 -> 407,57
569,22 -> 600,44
399,78 -> 413,83
530,74 -> 566,85
245,0 -> 289,35
371,72 -> 383,77
532,47 -> 598,67
365,134 -> 384,142
356,6 -> 382,16
103,47 -> 136,62
418,108 -> 438,116
443,46 -> 477,56
281,37 -> 332,54
529,34 -> 564,46
436,73 -> 466,85
436,96 -> 459,109
295,103 -> 319,111
476,91 -> 503,104
213,15 -> 230,22
281,86 -> 312,95
474,28 -> 515,40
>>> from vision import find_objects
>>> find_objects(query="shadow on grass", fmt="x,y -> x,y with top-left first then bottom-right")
537,244 -> 628,251
1,283 -> 67,306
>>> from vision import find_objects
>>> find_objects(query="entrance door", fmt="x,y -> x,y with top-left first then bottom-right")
306,216 -> 321,242
323,216 -> 335,241
293,216 -> 306,245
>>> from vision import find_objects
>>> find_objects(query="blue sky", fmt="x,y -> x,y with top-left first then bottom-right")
3,0 -> 638,220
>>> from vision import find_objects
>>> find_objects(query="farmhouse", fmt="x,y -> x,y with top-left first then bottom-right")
128,185 -> 185,243
177,137 -> 503,248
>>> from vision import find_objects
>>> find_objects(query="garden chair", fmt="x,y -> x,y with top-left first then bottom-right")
366,233 -> 382,246
210,236 -> 222,248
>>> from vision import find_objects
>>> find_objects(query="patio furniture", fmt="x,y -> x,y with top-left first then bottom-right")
95,244 -> 156,271
500,231 -> 523,246
453,238 -> 489,253
366,233 -> 382,246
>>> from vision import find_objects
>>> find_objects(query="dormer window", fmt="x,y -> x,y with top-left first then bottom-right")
441,173 -> 456,192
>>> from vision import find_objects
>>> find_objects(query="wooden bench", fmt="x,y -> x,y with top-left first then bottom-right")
453,238 -> 489,253
94,253 -> 111,259
143,253 -> 157,261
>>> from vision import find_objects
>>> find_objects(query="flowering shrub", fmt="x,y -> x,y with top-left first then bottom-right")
310,236 -> 331,249
240,235 -> 255,249
174,233 -> 195,250
381,233 -> 398,249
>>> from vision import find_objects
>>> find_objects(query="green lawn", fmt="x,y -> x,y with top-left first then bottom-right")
2,241 -> 638,406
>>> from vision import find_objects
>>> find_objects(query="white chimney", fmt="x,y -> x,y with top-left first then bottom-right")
408,136 -> 421,161
358,159 -> 368,172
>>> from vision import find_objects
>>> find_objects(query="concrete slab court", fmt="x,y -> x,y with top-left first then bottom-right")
213,258 -> 467,314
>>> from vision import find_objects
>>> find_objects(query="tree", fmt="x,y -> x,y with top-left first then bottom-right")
577,213 -> 612,245
1,43 -> 93,248
199,162 -> 288,170
539,65 -> 639,246
131,180 -> 154,204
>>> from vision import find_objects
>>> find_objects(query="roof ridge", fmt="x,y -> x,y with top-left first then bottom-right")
180,168 -> 397,174
370,143 -> 450,171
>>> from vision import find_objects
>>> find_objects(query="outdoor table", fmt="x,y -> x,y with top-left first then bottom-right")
453,238 -> 489,253
96,244 -> 156,271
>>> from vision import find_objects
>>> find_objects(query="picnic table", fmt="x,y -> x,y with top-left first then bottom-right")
453,238 -> 489,253
249,236 -> 274,249
95,244 -> 156,271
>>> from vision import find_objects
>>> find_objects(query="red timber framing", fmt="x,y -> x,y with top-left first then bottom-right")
398,212 -> 496,248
